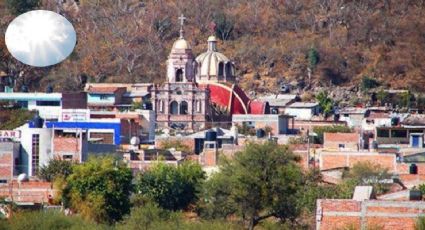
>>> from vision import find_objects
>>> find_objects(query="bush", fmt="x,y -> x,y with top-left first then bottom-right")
0,210 -> 103,230
135,161 -> 205,211
63,156 -> 133,223
38,158 -> 73,182
361,76 -> 380,91
159,139 -> 191,153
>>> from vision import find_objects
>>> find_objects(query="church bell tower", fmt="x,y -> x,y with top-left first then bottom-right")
167,14 -> 197,83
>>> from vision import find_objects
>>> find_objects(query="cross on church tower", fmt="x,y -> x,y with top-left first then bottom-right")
178,14 -> 186,39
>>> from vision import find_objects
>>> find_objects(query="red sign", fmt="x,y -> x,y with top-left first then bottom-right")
0,130 -> 21,139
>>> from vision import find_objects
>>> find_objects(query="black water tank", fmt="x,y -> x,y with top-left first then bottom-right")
410,190 -> 422,201
143,102 -> 152,110
205,130 -> 217,141
32,114 -> 44,128
256,129 -> 265,138
391,117 -> 399,126
372,141 -> 378,149
410,164 -> 418,175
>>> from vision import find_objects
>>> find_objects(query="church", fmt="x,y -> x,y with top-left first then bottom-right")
151,15 -> 270,131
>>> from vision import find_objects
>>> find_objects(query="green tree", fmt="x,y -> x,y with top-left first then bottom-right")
316,91 -> 333,117
135,161 -> 205,211
361,76 -> 380,91
6,0 -> 40,15
342,161 -> 392,196
38,158 -> 73,182
199,142 -> 303,230
63,156 -> 133,223
214,12 -> 234,41
308,47 -> 320,69
376,89 -> 389,106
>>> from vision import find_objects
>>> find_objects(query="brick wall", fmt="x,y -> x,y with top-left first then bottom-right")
317,199 -> 425,230
323,133 -> 359,151
53,136 -> 82,161
319,152 -> 396,171
0,181 -> 54,203
0,153 -> 12,180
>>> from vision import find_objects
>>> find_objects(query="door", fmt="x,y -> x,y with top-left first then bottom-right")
412,135 -> 420,148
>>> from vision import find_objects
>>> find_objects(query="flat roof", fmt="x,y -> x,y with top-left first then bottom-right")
288,102 -> 319,108
0,93 -> 62,101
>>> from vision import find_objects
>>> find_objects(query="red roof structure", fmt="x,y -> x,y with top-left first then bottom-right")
198,82 -> 269,115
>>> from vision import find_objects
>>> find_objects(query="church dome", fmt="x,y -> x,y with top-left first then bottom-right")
195,35 -> 235,82
172,38 -> 191,50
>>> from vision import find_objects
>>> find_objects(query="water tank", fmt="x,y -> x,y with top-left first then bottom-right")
410,164 -> 418,175
205,130 -> 217,141
17,173 -> 28,182
142,102 -> 152,110
391,117 -> 399,126
372,141 -> 378,149
256,129 -> 265,138
130,136 -> 140,146
32,113 -> 44,128
46,85 -> 53,93
410,190 -> 422,201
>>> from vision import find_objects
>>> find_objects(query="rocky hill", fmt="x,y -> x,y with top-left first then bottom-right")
1,0 -> 425,95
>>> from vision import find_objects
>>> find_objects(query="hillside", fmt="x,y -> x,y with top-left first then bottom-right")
1,0 -> 425,95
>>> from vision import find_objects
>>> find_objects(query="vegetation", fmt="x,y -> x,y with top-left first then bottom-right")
5,0 -> 40,15
0,109 -> 34,130
135,161 -> 205,211
312,125 -> 352,144
316,91 -> 333,117
2,1 -> 425,93
361,76 -> 380,91
0,210 -> 103,230
63,156 -> 133,223
159,139 -> 191,153
38,158 -> 73,182
416,216 -> 425,230
198,141 -> 304,229
341,162 -> 392,196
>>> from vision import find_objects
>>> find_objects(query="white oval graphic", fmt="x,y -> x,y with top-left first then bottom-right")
5,10 -> 77,67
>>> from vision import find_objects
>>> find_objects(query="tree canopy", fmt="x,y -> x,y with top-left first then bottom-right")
135,161 -> 205,211
63,156 -> 133,223
198,141 -> 304,229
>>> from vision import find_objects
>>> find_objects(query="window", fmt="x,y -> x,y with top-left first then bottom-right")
377,129 -> 390,138
225,62 -> 232,76
170,101 -> 179,115
159,100 -> 164,113
176,69 -> 184,82
391,129 -> 407,138
36,101 -> 60,106
32,134 -> 40,175
218,62 -> 224,76
339,144 -> 345,148
63,155 -> 73,160
197,100 -> 202,113
343,114 -> 349,117
180,101 -> 188,115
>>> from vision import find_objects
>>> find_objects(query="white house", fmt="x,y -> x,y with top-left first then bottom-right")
285,102 -> 319,120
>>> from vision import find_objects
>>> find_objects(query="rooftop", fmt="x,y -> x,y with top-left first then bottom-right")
87,86 -> 125,94
288,102 -> 319,108
324,132 -> 359,143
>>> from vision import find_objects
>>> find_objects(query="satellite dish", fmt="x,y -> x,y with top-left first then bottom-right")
17,173 -> 28,183
130,136 -> 140,146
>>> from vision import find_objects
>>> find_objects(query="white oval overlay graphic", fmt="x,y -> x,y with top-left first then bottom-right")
5,10 -> 77,67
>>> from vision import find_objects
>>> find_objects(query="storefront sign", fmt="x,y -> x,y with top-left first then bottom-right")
0,130 -> 21,139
